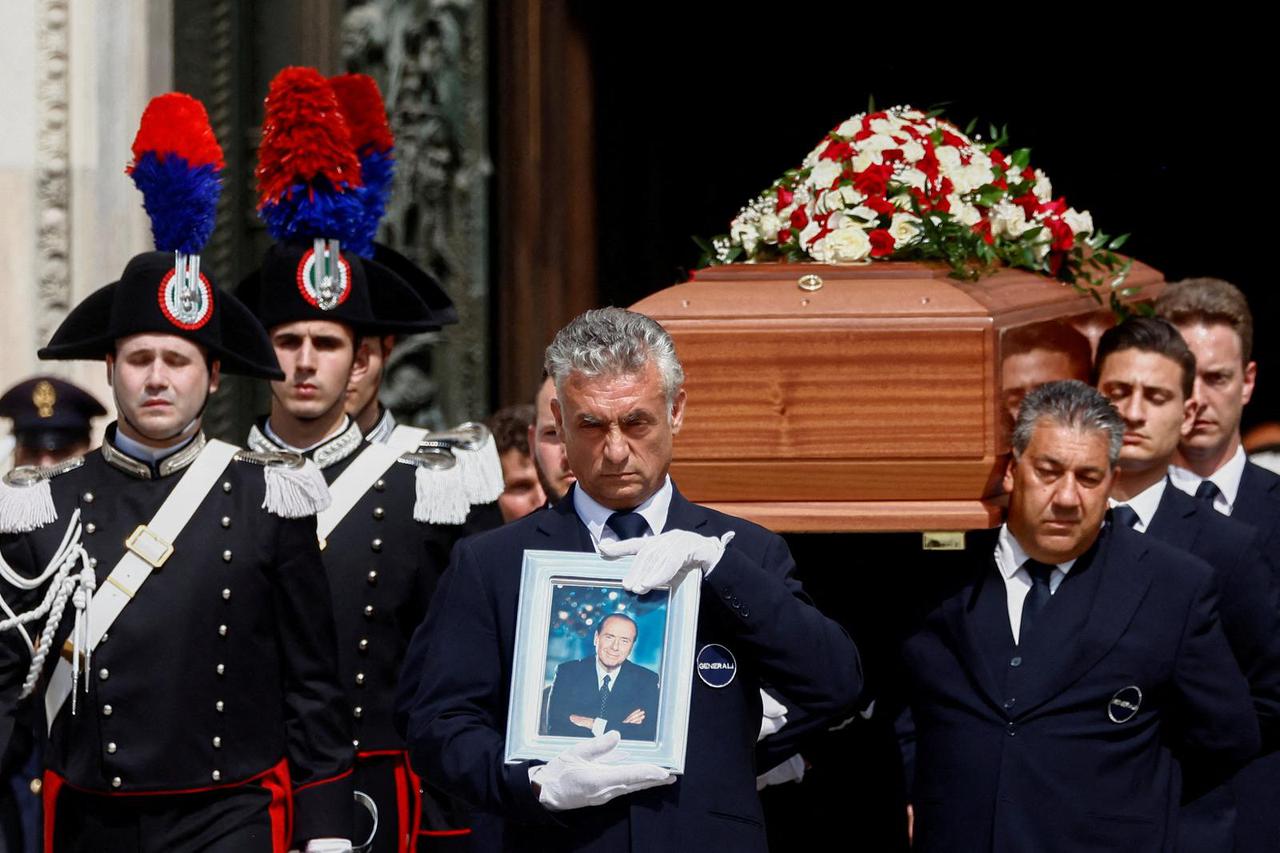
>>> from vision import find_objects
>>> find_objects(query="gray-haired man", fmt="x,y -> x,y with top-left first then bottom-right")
396,307 -> 862,852
898,380 -> 1258,853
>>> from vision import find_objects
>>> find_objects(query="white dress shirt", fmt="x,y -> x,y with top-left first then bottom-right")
1169,444 -> 1246,516
993,524 -> 1076,645
573,476 -> 673,549
1108,476 -> 1167,534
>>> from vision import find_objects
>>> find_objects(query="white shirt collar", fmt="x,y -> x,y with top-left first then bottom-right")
110,428 -> 197,465
595,658 -> 620,690
572,476 -> 673,548
1169,444 -> 1245,514
994,523 -> 1077,581
366,408 -> 396,444
1108,476 -> 1167,533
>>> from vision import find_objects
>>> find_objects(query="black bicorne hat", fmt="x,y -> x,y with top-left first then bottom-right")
370,242 -> 458,329
39,252 -> 284,380
236,241 -> 438,337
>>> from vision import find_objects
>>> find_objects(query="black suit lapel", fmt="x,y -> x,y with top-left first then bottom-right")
663,485 -> 712,534
1016,527 -> 1155,717
942,537 -> 1013,713
534,487 -> 595,552
1145,482 -> 1201,552
1235,462 -> 1280,533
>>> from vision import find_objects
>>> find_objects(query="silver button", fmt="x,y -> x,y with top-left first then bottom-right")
89,557 -> 98,568
371,538 -> 382,552
354,706 -> 363,718
216,664 -> 225,675
218,624 -> 228,637
211,770 -> 221,781
222,588 -> 231,601
373,507 -> 385,519
358,638 -> 369,651
374,479 -> 385,491
221,516 -> 231,528
367,571 -> 378,584
222,482 -> 232,493
100,632 -> 108,644
102,704 -> 113,716
353,739 -> 360,748
82,492 -> 94,503
85,523 -> 96,534
212,736 -> 222,749
363,605 -> 374,618
98,668 -> 109,681
355,672 -> 365,685
215,700 -> 225,712
111,776 -> 122,788
106,742 -> 117,754
222,550 -> 232,563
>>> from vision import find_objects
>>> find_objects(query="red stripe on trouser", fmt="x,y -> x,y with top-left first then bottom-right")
405,757 -> 423,843
259,760 -> 294,853
42,770 -> 65,853
393,758 -> 412,853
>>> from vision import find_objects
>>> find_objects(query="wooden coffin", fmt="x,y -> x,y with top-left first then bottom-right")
630,260 -> 1164,533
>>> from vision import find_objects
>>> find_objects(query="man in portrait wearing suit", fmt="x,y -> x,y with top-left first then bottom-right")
1094,317 -> 1280,851
1156,277 -> 1280,851
900,380 -> 1259,853
546,613 -> 659,741
396,307 -> 861,852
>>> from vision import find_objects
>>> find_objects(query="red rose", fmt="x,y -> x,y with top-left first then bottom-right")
1021,167 -> 1036,182
990,149 -> 1007,170
775,186 -> 794,212
882,148 -> 904,164
940,129 -> 967,148
972,219 -> 994,245
869,228 -> 896,257
822,140 -> 854,161
1046,217 -> 1074,251
790,206 -> 809,230
864,195 -> 896,217
852,163 -> 894,197
777,228 -> 793,244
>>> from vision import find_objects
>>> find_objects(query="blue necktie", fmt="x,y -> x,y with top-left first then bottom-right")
1020,560 -> 1055,643
1195,480 -> 1222,509
606,511 -> 649,540
1111,504 -> 1140,530
598,674 -> 612,717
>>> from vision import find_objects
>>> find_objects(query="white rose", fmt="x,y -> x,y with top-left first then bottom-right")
817,189 -> 843,214
836,117 -> 860,137
809,159 -> 843,189
889,213 -> 922,246
936,146 -> 963,172
1063,208 -> 1094,236
730,218 -> 760,255
813,223 -> 872,263
901,140 -> 925,163
798,216 -> 822,249
859,134 -> 897,154
951,163 -> 994,195
758,213 -> 781,244
968,150 -> 992,171
1033,169 -> 1053,202
846,204 -> 881,225
897,168 -> 927,190
947,197 -> 983,227
869,117 -> 897,135
840,185 -> 865,207
852,151 -> 878,172
989,201 -> 1030,238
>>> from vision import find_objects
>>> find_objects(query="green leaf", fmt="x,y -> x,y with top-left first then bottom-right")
867,94 -> 877,114
1011,148 -> 1031,169
1109,233 -> 1130,250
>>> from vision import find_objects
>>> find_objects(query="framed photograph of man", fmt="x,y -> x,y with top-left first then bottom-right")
504,549 -> 701,772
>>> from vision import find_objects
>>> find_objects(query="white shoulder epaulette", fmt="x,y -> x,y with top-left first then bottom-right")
397,431 -> 503,526
0,457 -> 83,534
233,449 -> 331,519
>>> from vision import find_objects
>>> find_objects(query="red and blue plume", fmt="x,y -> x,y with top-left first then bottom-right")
126,93 -> 224,255
255,67 -> 364,247
329,73 -> 394,258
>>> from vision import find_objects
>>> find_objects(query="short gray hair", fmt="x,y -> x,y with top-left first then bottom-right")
544,308 -> 685,403
1011,380 -> 1124,465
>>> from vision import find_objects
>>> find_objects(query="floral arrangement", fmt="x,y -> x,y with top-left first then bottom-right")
698,105 -> 1133,310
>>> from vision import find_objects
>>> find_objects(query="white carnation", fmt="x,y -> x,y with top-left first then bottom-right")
936,146 -> 963,172
897,168 -> 927,190
869,117 -> 897,135
1063,208 -> 1094,236
1033,169 -> 1053,202
758,212 -> 781,243
836,117 -> 861,137
730,218 -> 760,255
989,201 -> 1031,238
902,140 -> 925,163
947,197 -> 983,227
809,159 -> 843,189
812,224 -> 872,263
951,163 -> 994,195
852,151 -> 879,172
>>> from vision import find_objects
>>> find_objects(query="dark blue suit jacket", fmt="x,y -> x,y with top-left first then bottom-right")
394,484 -> 862,852
901,524 -> 1259,853
546,658 -> 659,741
1218,460 -> 1280,853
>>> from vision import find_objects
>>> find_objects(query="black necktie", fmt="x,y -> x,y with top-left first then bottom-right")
599,674 -> 612,717
1111,504 -> 1140,530
1020,560 -> 1056,643
1195,480 -> 1222,508
606,511 -> 650,540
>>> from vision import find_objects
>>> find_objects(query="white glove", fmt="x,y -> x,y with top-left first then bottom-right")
758,689 -> 789,741
528,730 -> 676,811
598,530 -> 736,594
302,840 -> 352,853
756,753 -> 806,791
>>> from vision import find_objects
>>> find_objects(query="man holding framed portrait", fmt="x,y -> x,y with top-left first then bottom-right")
396,307 -> 862,851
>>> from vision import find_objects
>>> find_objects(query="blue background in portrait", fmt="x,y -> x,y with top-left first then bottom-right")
543,581 -> 668,685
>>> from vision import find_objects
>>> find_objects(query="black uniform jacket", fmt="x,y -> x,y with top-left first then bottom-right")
0,431 -> 354,842
901,524 -> 1259,853
394,484 -> 863,852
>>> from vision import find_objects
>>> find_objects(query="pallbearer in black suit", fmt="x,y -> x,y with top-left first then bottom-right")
1156,278 -> 1280,851
396,308 -> 862,852
901,380 -> 1258,853
239,67 -> 500,853
0,94 -> 353,853
1095,318 -> 1280,850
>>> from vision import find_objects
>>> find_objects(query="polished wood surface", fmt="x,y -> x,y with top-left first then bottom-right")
632,259 -> 1164,531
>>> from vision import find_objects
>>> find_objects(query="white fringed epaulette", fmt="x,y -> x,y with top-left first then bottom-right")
0,457 -> 82,534
234,450 -> 332,518
410,459 -> 471,526
450,431 -> 505,505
